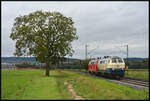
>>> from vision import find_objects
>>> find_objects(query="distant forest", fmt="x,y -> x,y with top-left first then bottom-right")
1,57 -> 80,63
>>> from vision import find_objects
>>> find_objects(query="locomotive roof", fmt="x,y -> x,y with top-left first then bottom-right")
89,56 -> 123,61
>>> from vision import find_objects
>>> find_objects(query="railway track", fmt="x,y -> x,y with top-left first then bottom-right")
66,70 -> 149,90
120,77 -> 149,87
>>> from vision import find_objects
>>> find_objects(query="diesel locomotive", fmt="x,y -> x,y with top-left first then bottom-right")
88,56 -> 125,79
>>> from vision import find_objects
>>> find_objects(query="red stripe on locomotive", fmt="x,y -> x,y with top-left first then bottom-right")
88,60 -> 98,73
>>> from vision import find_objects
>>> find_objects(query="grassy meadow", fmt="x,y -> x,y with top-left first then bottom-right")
1,70 -> 73,100
1,69 -> 149,100
125,69 -> 149,80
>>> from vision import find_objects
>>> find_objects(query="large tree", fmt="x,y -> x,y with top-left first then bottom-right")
10,11 -> 78,76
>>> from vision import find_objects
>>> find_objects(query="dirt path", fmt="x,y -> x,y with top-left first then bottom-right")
64,81 -> 85,100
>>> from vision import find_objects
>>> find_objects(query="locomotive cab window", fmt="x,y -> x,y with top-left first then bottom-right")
118,58 -> 123,63
93,62 -> 95,64
99,61 -> 102,64
112,58 -> 117,63
92,61 -> 95,64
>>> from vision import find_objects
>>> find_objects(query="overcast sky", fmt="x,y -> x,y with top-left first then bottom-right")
2,1 -> 149,59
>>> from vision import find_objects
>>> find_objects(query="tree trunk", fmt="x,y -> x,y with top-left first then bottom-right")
45,59 -> 50,76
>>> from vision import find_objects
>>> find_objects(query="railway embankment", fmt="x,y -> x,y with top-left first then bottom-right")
65,70 -> 149,91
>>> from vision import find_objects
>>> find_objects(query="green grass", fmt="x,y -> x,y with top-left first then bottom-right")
125,69 -> 149,80
59,70 -> 149,100
1,69 -> 149,100
1,70 -> 73,100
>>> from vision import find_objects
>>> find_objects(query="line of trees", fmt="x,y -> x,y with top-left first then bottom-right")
15,58 -> 148,70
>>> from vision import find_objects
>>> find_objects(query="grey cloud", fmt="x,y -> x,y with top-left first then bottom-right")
2,1 -> 149,59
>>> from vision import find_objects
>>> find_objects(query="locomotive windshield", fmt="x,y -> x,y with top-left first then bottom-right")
118,58 -> 123,63
111,58 -> 124,63
112,58 -> 117,63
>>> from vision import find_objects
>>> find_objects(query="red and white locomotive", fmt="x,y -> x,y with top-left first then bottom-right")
88,56 -> 125,78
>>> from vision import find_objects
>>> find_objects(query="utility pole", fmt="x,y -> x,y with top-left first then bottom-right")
85,45 -> 88,59
125,44 -> 128,76
125,45 -> 128,66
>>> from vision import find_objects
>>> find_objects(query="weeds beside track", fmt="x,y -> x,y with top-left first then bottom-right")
65,69 -> 149,90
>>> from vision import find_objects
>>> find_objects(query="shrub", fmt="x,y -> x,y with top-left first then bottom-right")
15,62 -> 36,68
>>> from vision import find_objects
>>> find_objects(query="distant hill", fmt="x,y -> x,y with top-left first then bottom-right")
1,57 -> 36,63
123,57 -> 148,62
1,57 -> 148,69
1,57 -> 82,63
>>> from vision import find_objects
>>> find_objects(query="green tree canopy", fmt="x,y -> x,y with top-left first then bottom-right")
10,11 -> 78,76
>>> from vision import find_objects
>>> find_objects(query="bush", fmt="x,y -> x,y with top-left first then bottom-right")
81,59 -> 91,71
15,62 -> 37,68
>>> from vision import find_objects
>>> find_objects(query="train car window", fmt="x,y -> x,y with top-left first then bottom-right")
100,61 -> 102,64
118,59 -> 123,63
112,58 -> 117,63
